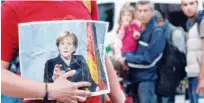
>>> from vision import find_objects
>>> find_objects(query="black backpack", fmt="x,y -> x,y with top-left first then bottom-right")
156,26 -> 187,97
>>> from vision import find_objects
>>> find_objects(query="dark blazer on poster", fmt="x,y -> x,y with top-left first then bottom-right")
43,55 -> 97,91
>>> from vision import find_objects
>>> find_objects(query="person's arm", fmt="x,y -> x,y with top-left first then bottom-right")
2,61 -> 47,98
105,54 -> 125,103
197,37 -> 204,94
197,19 -> 204,94
199,19 -> 204,79
124,27 -> 166,65
2,60 -> 91,102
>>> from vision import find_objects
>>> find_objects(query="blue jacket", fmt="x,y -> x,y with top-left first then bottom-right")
124,17 -> 166,83
186,10 -> 204,31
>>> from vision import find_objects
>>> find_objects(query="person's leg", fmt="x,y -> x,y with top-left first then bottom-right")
137,81 -> 157,103
191,77 -> 199,103
131,83 -> 139,103
157,94 -> 175,103
188,77 -> 199,103
161,96 -> 175,103
157,95 -> 162,103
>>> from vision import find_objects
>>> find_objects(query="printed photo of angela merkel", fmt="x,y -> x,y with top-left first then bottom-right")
43,31 -> 97,91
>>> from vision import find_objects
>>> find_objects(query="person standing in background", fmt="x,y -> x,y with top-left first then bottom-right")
120,1 -> 166,103
181,0 -> 204,103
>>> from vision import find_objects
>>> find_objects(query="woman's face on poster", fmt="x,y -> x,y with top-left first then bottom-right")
58,37 -> 75,58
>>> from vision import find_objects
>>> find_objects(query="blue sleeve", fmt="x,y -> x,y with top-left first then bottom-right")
125,27 -> 166,65
43,60 -> 54,83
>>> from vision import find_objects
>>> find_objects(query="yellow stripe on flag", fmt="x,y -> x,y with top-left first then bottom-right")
87,57 -> 99,84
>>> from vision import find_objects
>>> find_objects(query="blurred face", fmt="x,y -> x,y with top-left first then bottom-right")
58,37 -> 75,58
181,0 -> 198,18
121,11 -> 133,26
136,4 -> 154,25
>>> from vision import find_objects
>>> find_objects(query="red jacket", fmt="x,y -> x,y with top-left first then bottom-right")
117,24 -> 141,53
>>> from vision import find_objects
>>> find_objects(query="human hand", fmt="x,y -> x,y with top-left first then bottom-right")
118,57 -> 128,70
196,77 -> 204,94
121,20 -> 129,29
119,57 -> 126,65
133,31 -> 141,40
53,64 -> 64,80
49,70 -> 91,103
120,57 -> 129,71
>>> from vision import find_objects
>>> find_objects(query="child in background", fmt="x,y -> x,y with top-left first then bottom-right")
112,5 -> 141,64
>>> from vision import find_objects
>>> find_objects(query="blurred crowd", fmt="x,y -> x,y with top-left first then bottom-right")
106,0 -> 204,103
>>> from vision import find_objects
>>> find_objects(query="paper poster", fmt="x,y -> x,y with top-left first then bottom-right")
19,20 -> 110,99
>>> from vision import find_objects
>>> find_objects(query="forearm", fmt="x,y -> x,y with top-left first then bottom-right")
199,38 -> 204,79
125,53 -> 143,64
105,54 -> 125,103
2,68 -> 46,98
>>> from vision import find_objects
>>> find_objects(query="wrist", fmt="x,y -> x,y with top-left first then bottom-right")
47,83 -> 55,99
43,83 -> 49,101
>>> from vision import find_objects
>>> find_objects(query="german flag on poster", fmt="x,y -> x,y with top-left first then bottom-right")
86,22 -> 107,90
